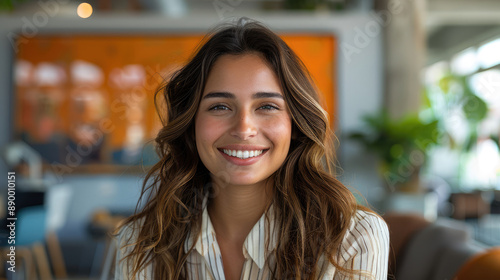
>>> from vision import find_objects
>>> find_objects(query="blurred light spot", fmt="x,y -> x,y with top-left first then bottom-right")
15,60 -> 33,86
451,48 -> 479,76
71,60 -> 103,87
77,3 -> 93,19
477,38 -> 500,69
109,65 -> 146,89
34,62 -> 66,86
470,69 -> 500,104
463,139 -> 500,189
424,61 -> 449,85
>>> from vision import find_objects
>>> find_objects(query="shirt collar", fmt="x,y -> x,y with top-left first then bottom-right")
184,193 -> 278,270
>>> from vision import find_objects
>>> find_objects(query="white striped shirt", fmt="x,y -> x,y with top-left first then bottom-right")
114,195 -> 389,280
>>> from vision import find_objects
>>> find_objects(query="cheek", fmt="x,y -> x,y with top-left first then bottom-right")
195,115 -> 223,151
264,116 -> 292,150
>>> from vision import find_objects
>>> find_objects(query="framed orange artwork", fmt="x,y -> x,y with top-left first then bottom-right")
14,34 -> 337,170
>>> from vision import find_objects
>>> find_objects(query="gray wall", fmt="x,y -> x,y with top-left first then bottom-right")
54,175 -> 144,240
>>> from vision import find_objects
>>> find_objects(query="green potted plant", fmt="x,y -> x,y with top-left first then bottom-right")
423,73 -> 497,189
349,110 -> 440,192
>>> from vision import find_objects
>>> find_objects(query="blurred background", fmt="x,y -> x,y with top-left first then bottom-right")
0,0 -> 499,279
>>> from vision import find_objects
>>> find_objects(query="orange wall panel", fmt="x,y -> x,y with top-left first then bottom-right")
15,34 -> 336,166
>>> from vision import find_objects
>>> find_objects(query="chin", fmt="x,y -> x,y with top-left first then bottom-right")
227,178 -> 261,187
225,174 -> 266,187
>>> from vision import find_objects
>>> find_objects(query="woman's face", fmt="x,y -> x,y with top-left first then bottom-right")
195,53 -> 292,188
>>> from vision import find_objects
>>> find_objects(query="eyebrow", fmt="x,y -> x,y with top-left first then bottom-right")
202,91 -> 284,100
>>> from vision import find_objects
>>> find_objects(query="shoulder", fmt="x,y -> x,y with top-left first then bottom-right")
341,209 -> 390,255
330,210 -> 390,279
113,217 -> 151,280
349,210 -> 389,236
114,218 -> 146,264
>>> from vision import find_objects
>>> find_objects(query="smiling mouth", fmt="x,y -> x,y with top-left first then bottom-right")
220,149 -> 269,159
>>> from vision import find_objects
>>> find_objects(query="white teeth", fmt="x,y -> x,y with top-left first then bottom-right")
222,149 -> 264,159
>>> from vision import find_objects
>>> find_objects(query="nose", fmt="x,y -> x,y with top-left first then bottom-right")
230,110 -> 257,140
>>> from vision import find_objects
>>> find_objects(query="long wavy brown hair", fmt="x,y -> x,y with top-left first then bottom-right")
115,18 -> 368,280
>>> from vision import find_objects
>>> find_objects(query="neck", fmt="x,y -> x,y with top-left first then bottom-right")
207,178 -> 274,243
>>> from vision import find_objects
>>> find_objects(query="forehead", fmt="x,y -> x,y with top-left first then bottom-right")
203,53 -> 282,95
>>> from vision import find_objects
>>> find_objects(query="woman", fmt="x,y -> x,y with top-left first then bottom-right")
114,18 -> 389,280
